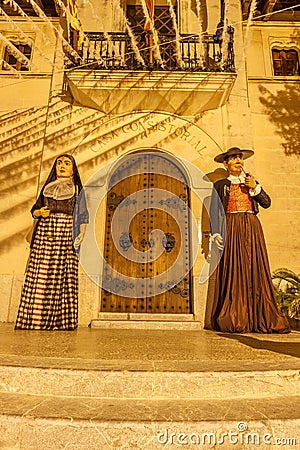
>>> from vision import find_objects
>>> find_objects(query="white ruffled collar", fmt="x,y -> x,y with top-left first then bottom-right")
227,174 -> 245,184
43,177 -> 75,200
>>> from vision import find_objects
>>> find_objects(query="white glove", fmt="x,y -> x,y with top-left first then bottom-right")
74,233 -> 84,248
211,233 -> 224,251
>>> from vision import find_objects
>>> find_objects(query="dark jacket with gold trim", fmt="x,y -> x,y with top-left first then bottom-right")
210,178 -> 271,236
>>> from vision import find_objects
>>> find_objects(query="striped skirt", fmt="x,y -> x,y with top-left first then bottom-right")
15,214 -> 78,330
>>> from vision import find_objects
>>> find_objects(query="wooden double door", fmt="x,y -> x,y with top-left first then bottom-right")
101,151 -> 192,314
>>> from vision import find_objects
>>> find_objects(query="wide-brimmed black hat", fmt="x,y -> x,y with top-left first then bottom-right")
214,147 -> 254,163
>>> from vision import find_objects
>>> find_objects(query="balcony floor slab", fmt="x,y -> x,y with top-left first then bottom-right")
65,70 -> 236,115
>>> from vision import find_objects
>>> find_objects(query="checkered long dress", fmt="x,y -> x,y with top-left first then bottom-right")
15,213 -> 79,330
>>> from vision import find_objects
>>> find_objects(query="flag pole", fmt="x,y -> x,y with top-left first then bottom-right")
146,32 -> 153,65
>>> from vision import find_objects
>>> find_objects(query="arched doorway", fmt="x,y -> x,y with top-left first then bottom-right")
100,150 -> 193,314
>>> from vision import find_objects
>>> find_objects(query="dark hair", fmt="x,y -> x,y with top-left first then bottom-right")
42,154 -> 83,193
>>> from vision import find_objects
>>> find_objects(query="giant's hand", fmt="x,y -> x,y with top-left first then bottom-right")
212,233 -> 224,251
33,206 -> 50,218
244,172 -> 256,189
74,232 -> 84,249
74,224 -> 87,249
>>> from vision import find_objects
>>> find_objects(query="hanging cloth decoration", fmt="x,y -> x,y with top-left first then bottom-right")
144,0 -> 154,32
0,6 -> 53,66
68,0 -> 84,49
141,0 -> 163,66
166,0 -> 183,68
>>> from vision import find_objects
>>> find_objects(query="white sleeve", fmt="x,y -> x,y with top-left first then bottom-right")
249,184 -> 261,196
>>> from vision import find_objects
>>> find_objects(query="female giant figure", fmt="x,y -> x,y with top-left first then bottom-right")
15,154 -> 88,330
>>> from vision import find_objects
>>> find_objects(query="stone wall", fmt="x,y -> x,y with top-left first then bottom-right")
0,0 -> 299,326
246,22 -> 300,272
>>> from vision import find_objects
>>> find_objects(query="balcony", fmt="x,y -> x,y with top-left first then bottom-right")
69,29 -> 235,72
64,29 -> 237,116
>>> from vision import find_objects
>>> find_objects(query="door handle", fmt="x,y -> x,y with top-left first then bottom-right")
119,232 -> 132,251
162,232 -> 175,252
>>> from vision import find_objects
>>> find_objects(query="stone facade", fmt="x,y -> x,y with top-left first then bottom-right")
0,0 -> 299,326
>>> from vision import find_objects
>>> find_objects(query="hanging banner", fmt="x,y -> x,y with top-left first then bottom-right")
144,0 -> 154,31
68,0 -> 84,47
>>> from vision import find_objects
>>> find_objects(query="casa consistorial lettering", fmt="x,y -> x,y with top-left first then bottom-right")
93,114 -> 207,153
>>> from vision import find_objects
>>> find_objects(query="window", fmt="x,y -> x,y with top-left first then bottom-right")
126,3 -> 178,67
273,1 -> 300,13
126,5 -> 176,35
272,49 -> 299,76
2,43 -> 32,71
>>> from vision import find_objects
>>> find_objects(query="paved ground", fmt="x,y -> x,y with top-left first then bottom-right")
0,323 -> 299,449
0,322 -> 299,371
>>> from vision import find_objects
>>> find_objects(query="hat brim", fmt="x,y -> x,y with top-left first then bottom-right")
214,149 -> 254,163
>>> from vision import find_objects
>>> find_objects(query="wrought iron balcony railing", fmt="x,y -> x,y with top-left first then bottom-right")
68,28 -> 235,72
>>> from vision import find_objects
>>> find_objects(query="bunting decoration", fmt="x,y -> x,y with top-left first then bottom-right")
221,0 -> 230,69
166,0 -> 183,68
195,0 -> 205,68
0,57 -> 22,77
0,6 -> 53,66
21,0 -> 82,59
0,31 -> 38,71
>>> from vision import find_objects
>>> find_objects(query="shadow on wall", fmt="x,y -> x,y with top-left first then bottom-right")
259,83 -> 300,157
190,0 -> 208,31
0,102 -> 106,254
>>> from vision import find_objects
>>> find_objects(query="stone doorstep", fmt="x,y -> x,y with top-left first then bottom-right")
0,365 -> 299,400
1,354 -> 300,372
0,395 -> 299,450
0,392 -> 299,422
90,319 -> 202,330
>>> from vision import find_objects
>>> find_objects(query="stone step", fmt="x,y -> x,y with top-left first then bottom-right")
0,393 -> 299,450
0,364 -> 299,401
0,325 -> 299,448
1,325 -> 299,402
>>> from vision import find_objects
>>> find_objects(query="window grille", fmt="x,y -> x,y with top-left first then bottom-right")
126,5 -> 177,66
272,48 -> 299,76
126,5 -> 176,35
2,43 -> 32,71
